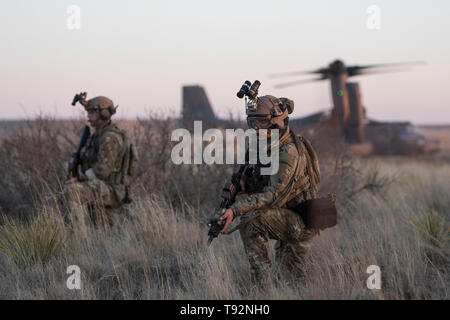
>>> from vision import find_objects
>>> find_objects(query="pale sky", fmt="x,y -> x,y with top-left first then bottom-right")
1,0 -> 449,124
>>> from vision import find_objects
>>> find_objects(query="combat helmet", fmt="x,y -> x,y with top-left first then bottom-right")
246,95 -> 294,130
72,92 -> 118,120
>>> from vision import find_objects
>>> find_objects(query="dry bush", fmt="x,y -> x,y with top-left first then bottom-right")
303,127 -> 397,209
128,114 -> 231,211
408,210 -> 449,249
0,115 -> 83,218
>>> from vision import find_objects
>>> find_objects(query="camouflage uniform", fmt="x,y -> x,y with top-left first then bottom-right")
65,95 -> 136,226
228,96 -> 320,288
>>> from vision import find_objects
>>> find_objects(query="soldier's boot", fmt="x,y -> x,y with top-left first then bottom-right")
239,227 -> 273,292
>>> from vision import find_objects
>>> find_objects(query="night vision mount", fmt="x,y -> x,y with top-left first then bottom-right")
72,92 -> 88,107
236,80 -> 261,112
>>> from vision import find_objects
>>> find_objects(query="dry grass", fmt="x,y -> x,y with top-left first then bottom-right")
0,117 -> 448,300
421,125 -> 450,150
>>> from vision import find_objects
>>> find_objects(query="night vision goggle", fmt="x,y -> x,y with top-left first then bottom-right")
247,116 -> 273,129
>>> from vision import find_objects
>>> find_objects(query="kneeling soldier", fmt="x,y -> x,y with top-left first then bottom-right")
65,92 -> 137,226
219,94 -> 321,289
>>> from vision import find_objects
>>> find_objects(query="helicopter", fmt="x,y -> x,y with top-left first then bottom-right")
271,59 -> 439,155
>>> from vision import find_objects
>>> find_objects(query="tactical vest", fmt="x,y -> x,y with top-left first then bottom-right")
242,164 -> 270,194
241,130 -> 320,209
82,123 -> 138,187
104,124 -> 138,187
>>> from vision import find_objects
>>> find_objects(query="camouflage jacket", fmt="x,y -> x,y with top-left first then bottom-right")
81,122 -> 129,198
230,128 -> 318,218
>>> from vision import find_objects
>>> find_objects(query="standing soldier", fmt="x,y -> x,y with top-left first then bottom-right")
219,94 -> 321,289
65,92 -> 138,226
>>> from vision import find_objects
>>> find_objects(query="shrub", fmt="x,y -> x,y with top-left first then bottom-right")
408,210 -> 449,249
0,213 -> 64,268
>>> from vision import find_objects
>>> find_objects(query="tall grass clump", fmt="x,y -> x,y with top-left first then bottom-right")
408,210 -> 449,249
0,213 -> 64,268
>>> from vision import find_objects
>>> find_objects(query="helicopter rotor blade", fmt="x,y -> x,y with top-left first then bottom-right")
347,61 -> 426,76
348,67 -> 413,77
269,68 -> 328,78
274,76 -> 327,89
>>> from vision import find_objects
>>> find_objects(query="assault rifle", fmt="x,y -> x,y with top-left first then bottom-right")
207,168 -> 244,246
67,125 -> 90,180
207,148 -> 250,245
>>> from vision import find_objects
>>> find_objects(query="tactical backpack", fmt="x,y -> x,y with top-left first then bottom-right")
295,134 -> 320,195
270,130 -> 319,207
293,133 -> 337,231
119,131 -> 138,186
272,129 -> 337,231
105,124 -> 138,203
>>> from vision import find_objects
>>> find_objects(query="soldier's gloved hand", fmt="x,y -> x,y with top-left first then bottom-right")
219,208 -> 235,234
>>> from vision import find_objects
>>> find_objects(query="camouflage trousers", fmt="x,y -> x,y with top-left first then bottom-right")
63,179 -> 124,227
239,207 -> 317,288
